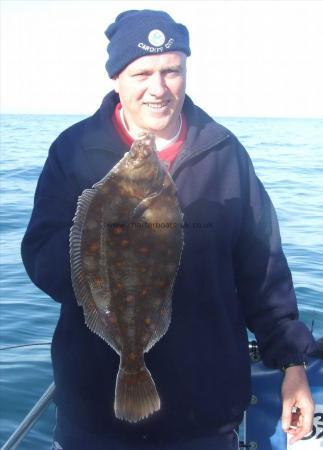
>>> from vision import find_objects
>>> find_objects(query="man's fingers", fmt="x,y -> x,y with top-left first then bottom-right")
289,426 -> 311,445
302,407 -> 314,436
281,399 -> 293,432
281,365 -> 315,444
288,404 -> 314,445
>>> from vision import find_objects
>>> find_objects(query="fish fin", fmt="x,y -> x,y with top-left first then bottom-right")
114,364 -> 160,423
70,188 -> 98,307
70,187 -> 120,353
131,172 -> 177,221
145,295 -> 172,352
131,191 -> 161,221
145,229 -> 184,353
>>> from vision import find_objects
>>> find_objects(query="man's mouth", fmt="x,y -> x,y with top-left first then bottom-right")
144,102 -> 169,110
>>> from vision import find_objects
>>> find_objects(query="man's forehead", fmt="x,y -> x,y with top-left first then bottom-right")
126,51 -> 186,72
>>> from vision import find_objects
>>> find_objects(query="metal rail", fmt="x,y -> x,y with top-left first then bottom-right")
1,382 -> 55,450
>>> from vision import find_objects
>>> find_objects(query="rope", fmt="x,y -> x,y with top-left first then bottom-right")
0,342 -> 51,351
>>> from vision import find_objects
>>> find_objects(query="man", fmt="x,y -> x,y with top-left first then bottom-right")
21,10 -> 315,450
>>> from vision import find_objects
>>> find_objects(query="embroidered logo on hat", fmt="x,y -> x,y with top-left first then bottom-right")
148,29 -> 166,47
105,10 -> 191,77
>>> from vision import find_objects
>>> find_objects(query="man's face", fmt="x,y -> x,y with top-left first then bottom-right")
114,51 -> 187,139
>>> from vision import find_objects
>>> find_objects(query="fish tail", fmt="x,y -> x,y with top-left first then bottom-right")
114,364 -> 160,422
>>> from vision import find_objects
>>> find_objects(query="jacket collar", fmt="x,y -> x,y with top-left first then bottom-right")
81,91 -> 127,155
182,95 -> 230,152
171,96 -> 231,175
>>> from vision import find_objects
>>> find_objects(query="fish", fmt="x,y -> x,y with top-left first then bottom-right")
69,134 -> 184,423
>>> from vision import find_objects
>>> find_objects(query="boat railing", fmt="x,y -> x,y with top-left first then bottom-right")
1,382 -> 55,450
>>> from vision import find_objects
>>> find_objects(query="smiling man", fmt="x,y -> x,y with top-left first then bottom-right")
115,51 -> 186,139
21,9 -> 315,450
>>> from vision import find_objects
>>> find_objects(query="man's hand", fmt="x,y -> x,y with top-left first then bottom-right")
281,365 -> 315,445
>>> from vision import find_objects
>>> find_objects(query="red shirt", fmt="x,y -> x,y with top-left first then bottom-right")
112,102 -> 187,169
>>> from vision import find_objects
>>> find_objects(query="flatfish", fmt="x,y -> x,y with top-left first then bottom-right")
70,134 -> 183,423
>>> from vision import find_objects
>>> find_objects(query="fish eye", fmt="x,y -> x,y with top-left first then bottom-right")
129,147 -> 138,159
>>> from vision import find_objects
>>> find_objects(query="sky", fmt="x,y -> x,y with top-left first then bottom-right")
1,0 -> 323,118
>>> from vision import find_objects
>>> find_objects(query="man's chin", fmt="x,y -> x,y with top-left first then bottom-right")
144,120 -> 174,135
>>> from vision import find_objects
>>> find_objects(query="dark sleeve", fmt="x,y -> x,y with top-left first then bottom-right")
21,141 -> 79,304
234,145 -> 315,368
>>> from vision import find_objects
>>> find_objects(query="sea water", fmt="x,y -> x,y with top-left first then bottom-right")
0,113 -> 322,448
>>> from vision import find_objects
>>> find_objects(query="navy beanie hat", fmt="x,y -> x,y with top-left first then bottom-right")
105,9 -> 191,78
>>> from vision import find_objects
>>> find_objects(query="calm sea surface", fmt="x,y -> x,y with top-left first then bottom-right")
0,114 -> 322,448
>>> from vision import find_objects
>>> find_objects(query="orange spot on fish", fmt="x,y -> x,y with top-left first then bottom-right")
116,282 -> 123,289
156,280 -> 166,288
121,239 -> 129,247
129,352 -> 137,360
140,267 -> 147,273
93,276 -> 103,288
131,190 -> 143,199
126,295 -> 135,303
88,242 -> 99,253
144,317 -> 151,325
139,246 -> 149,253
141,289 -> 147,296
113,226 -> 124,235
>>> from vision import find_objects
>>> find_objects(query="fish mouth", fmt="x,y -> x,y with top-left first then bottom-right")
129,135 -> 156,161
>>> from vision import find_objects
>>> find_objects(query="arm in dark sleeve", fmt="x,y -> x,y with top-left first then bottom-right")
234,146 -> 315,368
21,141 -> 79,304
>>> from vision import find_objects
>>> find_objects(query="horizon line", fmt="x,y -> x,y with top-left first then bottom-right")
1,112 -> 322,121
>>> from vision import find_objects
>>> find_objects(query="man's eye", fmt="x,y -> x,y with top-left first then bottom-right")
164,69 -> 179,76
133,73 -> 148,79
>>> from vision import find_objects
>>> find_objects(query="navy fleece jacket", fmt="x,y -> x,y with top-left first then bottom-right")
21,91 -> 315,443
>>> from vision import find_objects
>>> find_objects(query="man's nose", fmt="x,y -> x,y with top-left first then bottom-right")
148,72 -> 167,97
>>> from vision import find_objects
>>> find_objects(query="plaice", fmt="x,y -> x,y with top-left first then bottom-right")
70,134 -> 184,423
